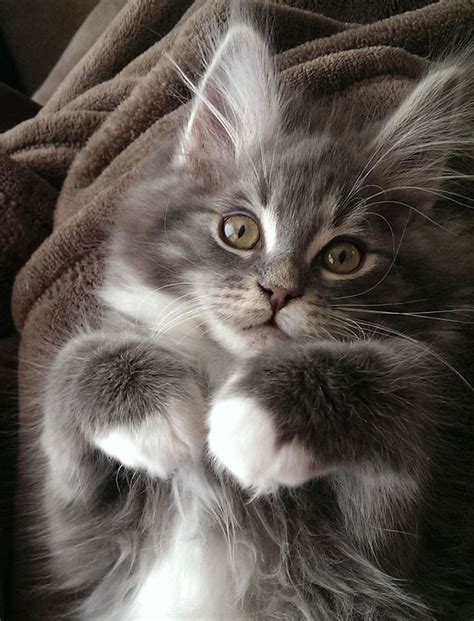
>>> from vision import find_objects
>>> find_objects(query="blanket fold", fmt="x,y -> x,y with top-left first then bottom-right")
0,154 -> 56,333
0,0 -> 472,618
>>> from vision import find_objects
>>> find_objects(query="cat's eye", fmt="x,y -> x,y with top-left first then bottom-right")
221,215 -> 260,250
322,241 -> 363,274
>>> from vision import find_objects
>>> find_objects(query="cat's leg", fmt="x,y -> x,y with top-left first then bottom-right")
207,339 -> 438,493
42,330 -> 206,499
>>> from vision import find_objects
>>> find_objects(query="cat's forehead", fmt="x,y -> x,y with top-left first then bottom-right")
232,134 -> 366,257
268,136 -> 362,209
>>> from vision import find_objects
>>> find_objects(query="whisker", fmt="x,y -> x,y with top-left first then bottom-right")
333,298 -> 429,308
367,199 -> 448,231
334,307 -> 473,325
338,318 -> 473,391
153,301 -> 218,337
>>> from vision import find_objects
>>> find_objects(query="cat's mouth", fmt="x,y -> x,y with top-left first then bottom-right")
242,317 -> 286,336
212,314 -> 288,356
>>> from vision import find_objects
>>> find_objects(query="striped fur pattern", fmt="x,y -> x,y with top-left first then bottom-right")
38,14 -> 474,621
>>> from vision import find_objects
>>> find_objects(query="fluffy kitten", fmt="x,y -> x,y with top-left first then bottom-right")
40,17 -> 474,621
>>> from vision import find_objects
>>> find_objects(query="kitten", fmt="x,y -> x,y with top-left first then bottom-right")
39,17 -> 474,621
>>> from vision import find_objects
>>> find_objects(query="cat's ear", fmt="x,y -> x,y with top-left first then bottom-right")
175,23 -> 280,181
371,62 -> 472,205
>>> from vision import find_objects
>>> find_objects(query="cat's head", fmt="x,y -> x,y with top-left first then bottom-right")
103,23 -> 473,358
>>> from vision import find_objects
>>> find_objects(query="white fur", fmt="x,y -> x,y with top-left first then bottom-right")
95,398 -> 205,478
208,393 -> 318,494
375,66 -> 460,152
125,523 -> 247,621
261,207 -> 278,253
208,317 -> 286,359
123,468 -> 253,621
176,23 -> 280,167
100,264 -> 239,398
99,263 -> 208,358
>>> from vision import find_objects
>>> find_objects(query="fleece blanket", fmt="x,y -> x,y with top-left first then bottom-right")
0,0 -> 473,617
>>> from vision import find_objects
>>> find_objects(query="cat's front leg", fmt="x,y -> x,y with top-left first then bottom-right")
43,331 -> 206,495
208,340 -> 438,493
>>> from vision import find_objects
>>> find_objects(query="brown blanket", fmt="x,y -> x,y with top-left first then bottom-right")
1,0 -> 473,617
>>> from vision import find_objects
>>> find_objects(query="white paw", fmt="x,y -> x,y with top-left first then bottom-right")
207,395 -> 318,493
95,396 -> 205,478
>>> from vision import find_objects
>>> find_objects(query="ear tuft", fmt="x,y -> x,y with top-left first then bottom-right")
174,21 -> 280,182
370,59 -> 473,204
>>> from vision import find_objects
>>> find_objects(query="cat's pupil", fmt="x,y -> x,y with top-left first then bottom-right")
238,225 -> 246,238
338,250 -> 347,264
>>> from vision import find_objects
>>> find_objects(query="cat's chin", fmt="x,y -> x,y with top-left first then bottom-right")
210,320 -> 287,358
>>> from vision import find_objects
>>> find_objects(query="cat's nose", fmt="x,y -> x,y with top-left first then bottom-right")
259,283 -> 296,314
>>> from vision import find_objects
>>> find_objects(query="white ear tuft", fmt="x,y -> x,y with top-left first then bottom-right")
175,22 -> 280,180
371,60 -> 473,200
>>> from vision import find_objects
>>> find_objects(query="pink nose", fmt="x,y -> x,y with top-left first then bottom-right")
259,284 -> 293,314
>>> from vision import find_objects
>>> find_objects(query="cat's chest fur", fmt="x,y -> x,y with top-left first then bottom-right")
99,281 -> 255,618
123,469 -> 252,621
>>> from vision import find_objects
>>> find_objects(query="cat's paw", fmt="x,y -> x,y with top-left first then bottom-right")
95,388 -> 206,478
207,386 -> 318,494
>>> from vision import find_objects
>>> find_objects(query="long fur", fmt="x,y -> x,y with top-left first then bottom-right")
32,11 -> 474,621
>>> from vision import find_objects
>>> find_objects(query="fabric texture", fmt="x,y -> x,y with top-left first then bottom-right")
0,0 -> 472,617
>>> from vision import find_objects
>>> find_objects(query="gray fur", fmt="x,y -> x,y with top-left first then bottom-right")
38,18 -> 474,621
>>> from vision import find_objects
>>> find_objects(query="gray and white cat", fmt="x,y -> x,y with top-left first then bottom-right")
40,17 -> 474,621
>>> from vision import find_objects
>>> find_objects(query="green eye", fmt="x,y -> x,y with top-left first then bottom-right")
221,215 -> 260,250
322,241 -> 363,274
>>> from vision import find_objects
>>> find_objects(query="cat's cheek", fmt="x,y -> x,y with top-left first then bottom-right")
94,397 -> 205,478
207,396 -> 318,493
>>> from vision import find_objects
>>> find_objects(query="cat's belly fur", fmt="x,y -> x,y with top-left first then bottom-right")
125,528 -> 247,620
123,471 -> 251,620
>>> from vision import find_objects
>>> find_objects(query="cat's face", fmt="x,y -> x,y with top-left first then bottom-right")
122,138 -> 402,357
105,24 -> 472,358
